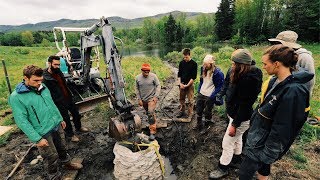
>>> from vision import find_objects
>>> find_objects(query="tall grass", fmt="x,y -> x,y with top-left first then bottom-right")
121,56 -> 171,98
0,46 -> 57,111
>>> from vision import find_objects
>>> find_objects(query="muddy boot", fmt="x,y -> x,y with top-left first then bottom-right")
209,163 -> 228,179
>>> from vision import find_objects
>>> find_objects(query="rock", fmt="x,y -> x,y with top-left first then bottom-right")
177,165 -> 184,172
30,158 -> 39,165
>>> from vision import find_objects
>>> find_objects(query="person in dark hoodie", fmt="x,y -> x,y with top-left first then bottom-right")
239,44 -> 313,180
209,49 -> 263,179
43,56 -> 88,142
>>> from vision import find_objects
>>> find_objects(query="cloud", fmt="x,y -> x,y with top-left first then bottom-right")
0,0 -> 219,25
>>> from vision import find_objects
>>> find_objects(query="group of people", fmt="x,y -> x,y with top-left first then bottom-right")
9,55 -> 89,179
9,30 -> 315,180
134,30 -> 315,180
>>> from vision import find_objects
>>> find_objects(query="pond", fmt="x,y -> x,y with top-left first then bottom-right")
121,44 -> 221,59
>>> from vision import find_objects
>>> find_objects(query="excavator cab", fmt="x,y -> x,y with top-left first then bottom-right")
52,17 -> 141,140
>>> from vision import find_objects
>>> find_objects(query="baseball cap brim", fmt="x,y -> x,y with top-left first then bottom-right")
268,38 -> 301,49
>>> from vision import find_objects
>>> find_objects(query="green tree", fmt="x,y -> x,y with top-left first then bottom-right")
283,0 -> 320,42
142,18 -> 156,44
176,23 -> 184,44
164,14 -> 177,46
32,31 -> 43,44
21,31 -> 34,46
1,32 -> 23,46
215,0 -> 234,40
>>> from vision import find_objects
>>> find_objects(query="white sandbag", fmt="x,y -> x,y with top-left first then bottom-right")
113,140 -> 164,180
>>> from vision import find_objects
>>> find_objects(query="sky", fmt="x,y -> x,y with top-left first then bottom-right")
0,0 -> 220,25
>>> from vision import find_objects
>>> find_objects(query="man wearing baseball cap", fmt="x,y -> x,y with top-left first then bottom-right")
268,30 -> 315,97
135,63 -> 161,140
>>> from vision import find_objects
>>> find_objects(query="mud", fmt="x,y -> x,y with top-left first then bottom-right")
0,63 -> 319,180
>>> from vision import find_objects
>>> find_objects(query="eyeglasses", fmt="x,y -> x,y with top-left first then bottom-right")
142,70 -> 150,73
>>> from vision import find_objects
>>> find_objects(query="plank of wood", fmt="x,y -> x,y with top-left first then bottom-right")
0,126 -> 13,136
62,158 -> 84,180
161,118 -> 192,123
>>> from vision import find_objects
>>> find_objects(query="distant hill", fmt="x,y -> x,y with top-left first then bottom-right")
0,11 -> 211,32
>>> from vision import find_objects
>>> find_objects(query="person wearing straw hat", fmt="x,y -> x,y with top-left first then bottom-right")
268,30 -> 315,97
135,63 -> 161,140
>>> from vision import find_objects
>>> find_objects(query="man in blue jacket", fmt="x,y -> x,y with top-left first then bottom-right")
9,65 -> 82,180
195,54 -> 224,130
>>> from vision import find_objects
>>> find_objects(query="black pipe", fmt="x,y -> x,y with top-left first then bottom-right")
2,59 -> 12,94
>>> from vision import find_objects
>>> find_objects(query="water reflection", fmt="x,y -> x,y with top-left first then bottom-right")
122,45 -> 193,59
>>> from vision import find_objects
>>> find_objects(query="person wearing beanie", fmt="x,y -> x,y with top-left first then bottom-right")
135,63 -> 161,140
195,54 -> 224,130
239,44 -> 312,180
209,49 -> 262,179
177,48 -> 198,118
268,30 -> 315,97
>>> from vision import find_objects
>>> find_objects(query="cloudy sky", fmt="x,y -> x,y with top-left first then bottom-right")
0,0 -> 220,25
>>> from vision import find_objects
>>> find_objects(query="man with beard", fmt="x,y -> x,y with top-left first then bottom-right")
43,56 -> 88,142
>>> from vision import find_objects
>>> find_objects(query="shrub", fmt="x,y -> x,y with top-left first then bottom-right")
217,46 -> 234,62
164,51 -> 182,66
191,46 -> 206,65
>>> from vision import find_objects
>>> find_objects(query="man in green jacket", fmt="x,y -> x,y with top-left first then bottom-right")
8,65 -> 82,180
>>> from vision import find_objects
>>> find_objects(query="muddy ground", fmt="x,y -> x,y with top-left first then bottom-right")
0,64 -> 319,180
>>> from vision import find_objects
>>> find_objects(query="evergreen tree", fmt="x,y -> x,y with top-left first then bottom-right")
215,0 -> 234,40
284,0 -> 320,42
164,14 -> 177,46
176,23 -> 184,44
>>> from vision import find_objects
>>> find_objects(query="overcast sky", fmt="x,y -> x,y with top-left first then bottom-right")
0,0 -> 220,25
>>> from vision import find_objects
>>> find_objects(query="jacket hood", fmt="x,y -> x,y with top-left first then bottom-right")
295,48 -> 312,56
15,82 -> 30,93
15,82 -> 46,94
43,68 -> 56,81
243,65 -> 262,82
292,68 -> 314,84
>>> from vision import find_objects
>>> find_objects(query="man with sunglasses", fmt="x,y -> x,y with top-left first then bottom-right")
135,63 -> 161,140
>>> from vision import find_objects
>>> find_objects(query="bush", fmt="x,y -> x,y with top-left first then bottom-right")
191,46 -> 207,65
217,46 -> 234,61
41,38 -> 51,47
164,51 -> 182,66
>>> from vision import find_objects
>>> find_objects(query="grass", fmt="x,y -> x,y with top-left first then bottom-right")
0,46 -> 57,112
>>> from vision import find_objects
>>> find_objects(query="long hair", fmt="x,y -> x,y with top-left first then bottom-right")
230,62 -> 251,84
202,64 -> 214,78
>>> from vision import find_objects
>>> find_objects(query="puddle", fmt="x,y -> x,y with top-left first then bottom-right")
163,157 -> 177,180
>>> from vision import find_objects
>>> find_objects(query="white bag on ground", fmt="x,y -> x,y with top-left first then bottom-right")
113,140 -> 164,180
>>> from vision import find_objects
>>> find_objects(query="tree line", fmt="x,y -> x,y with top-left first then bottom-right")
0,0 -> 318,47
217,0 -> 319,44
